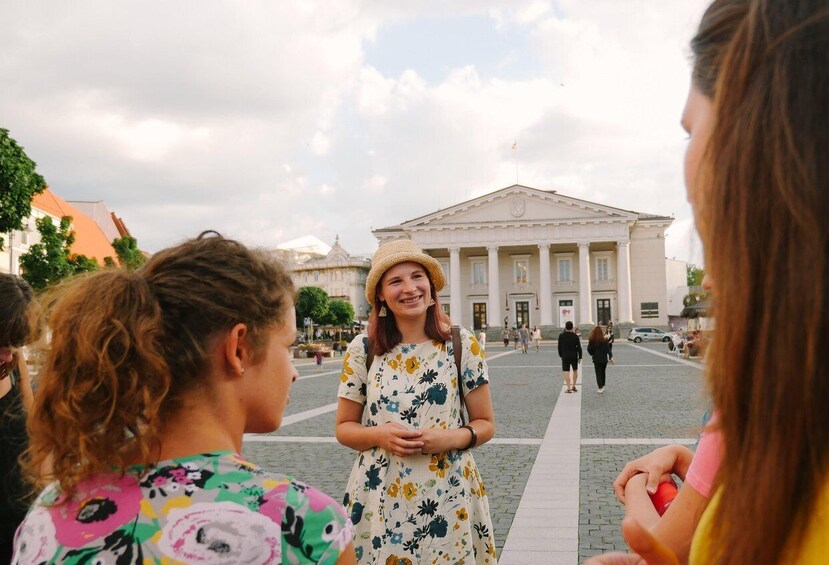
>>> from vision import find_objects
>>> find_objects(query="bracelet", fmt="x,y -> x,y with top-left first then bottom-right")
460,425 -> 477,451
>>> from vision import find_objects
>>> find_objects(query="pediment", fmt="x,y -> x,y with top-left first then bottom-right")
401,186 -> 637,228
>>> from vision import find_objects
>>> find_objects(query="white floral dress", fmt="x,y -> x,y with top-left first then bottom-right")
338,329 -> 496,564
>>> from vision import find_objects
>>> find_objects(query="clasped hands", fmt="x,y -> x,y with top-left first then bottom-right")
376,422 -> 464,457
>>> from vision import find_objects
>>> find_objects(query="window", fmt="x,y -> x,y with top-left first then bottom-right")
641,302 -> 659,318
442,303 -> 450,316
514,259 -> 528,284
472,261 -> 486,285
313,271 -> 319,282
596,258 -> 610,281
558,259 -> 571,282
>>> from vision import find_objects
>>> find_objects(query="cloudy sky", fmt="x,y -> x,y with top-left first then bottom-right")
2,0 -> 709,263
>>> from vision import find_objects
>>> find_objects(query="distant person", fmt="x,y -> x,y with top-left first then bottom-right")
502,327 -> 510,348
532,326 -> 542,352
315,349 -> 324,369
14,233 -> 355,564
587,326 -> 614,393
558,321 -> 582,393
478,328 -> 487,351
512,327 -> 520,350
519,324 -> 530,354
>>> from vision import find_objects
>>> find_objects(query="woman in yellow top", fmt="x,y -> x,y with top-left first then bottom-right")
589,0 -> 829,563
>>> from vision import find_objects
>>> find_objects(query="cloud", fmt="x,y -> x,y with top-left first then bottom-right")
1,0 -> 711,262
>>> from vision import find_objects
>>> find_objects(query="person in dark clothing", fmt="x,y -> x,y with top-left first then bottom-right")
587,325 -> 615,393
0,274 -> 36,564
557,321 -> 582,393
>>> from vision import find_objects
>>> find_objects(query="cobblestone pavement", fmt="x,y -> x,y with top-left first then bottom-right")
241,341 -> 707,561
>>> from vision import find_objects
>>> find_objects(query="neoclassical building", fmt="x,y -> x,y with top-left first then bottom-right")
373,185 -> 672,332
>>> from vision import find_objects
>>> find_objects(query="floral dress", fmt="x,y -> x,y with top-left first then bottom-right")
338,329 -> 496,564
13,451 -> 353,564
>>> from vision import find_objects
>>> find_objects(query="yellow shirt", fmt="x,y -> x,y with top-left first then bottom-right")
690,488 -> 829,563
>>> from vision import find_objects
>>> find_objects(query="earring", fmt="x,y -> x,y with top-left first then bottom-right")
240,367 -> 246,375
379,304 -> 388,317
428,297 -> 436,306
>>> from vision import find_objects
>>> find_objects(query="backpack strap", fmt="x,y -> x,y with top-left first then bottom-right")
451,325 -> 465,425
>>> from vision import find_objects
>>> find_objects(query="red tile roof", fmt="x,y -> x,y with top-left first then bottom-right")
31,188 -> 117,265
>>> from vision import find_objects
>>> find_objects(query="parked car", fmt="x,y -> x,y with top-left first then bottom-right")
627,327 -> 673,343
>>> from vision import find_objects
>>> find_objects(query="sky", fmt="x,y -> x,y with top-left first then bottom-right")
1,0 -> 709,264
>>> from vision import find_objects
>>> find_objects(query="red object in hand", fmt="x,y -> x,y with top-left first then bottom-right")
648,481 -> 679,516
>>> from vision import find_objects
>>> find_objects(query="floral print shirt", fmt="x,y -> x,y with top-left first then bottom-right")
338,329 -> 496,564
13,451 -> 353,564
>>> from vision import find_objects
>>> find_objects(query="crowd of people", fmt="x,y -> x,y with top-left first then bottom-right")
2,0 -> 826,562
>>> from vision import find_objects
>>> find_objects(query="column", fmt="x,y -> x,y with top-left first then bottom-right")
617,240 -> 634,323
487,245 -> 501,328
449,246 -> 462,325
538,243 -> 552,325
578,241 -> 594,325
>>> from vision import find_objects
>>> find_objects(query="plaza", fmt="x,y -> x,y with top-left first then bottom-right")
242,339 -> 707,564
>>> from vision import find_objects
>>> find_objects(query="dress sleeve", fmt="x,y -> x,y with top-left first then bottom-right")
684,417 -> 723,499
282,480 -> 355,564
337,334 -> 369,405
457,328 -> 489,395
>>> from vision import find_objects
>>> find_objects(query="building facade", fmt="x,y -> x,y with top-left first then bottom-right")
373,185 -> 673,332
282,236 -> 372,320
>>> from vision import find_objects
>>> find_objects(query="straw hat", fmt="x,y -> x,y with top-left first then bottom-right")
365,239 -> 446,304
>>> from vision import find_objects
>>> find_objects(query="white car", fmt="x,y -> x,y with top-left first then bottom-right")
627,327 -> 673,343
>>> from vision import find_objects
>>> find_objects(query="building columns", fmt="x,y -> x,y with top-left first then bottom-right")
449,246 -> 462,325
578,241 -> 594,325
617,240 -> 634,323
538,243 -> 552,325
487,245 -> 501,328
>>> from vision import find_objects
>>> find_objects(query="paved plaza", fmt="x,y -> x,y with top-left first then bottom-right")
242,340 -> 707,564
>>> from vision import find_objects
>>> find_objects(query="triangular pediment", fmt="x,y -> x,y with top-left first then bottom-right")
396,185 -> 639,229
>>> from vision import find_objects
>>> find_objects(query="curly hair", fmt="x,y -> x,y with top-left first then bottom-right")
25,232 -> 295,498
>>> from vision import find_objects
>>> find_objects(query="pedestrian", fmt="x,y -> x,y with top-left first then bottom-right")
519,324 -> 529,354
315,349 -> 324,369
512,327 -> 520,349
557,321 -> 582,393
0,275 -> 37,563
478,327 -> 487,352
532,326 -> 542,352
502,327 -> 510,348
336,239 -> 496,563
605,321 -> 615,354
588,1 -> 829,563
13,233 -> 356,564
587,326 -> 614,393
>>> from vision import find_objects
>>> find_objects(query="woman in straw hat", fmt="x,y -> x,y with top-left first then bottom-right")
336,239 -> 496,564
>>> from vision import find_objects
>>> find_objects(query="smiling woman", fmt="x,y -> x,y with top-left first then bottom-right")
336,239 -> 497,564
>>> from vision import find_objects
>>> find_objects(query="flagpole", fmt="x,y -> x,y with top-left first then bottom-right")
512,140 -> 518,183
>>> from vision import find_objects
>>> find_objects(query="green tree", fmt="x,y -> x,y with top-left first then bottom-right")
19,216 -> 98,290
326,300 -> 355,327
112,235 -> 146,270
0,129 -> 47,250
295,286 -> 330,326
687,263 -> 705,287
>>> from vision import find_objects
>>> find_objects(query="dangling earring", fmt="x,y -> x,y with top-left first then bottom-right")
379,303 -> 388,317
428,297 -> 436,306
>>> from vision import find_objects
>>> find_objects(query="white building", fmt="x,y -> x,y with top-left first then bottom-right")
278,236 -> 372,320
373,185 -> 673,332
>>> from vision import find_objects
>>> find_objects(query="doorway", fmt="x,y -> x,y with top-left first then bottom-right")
515,301 -> 530,327
473,302 -> 487,330
596,298 -> 611,325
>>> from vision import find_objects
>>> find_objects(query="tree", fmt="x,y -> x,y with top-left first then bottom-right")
687,263 -> 705,287
19,216 -> 98,290
295,286 -> 330,326
326,300 -> 355,327
0,129 -> 47,250
112,235 -> 146,270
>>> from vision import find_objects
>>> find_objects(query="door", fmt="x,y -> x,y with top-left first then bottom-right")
559,300 -> 574,327
473,302 -> 487,331
596,299 -> 611,325
515,301 -> 530,327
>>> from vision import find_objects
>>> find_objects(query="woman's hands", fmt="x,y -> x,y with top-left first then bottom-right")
419,427 -> 470,454
583,518 -> 680,565
613,445 -> 694,504
375,422 -> 424,457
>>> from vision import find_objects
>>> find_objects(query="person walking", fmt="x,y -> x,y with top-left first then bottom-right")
478,328 -> 487,352
502,327 -> 510,348
558,321 -> 582,393
13,233 -> 356,564
512,327 -> 520,349
587,326 -> 614,393
532,326 -> 542,352
336,239 -> 496,564
519,324 -> 530,354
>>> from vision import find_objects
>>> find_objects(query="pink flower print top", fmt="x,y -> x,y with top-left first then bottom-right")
13,451 -> 353,564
